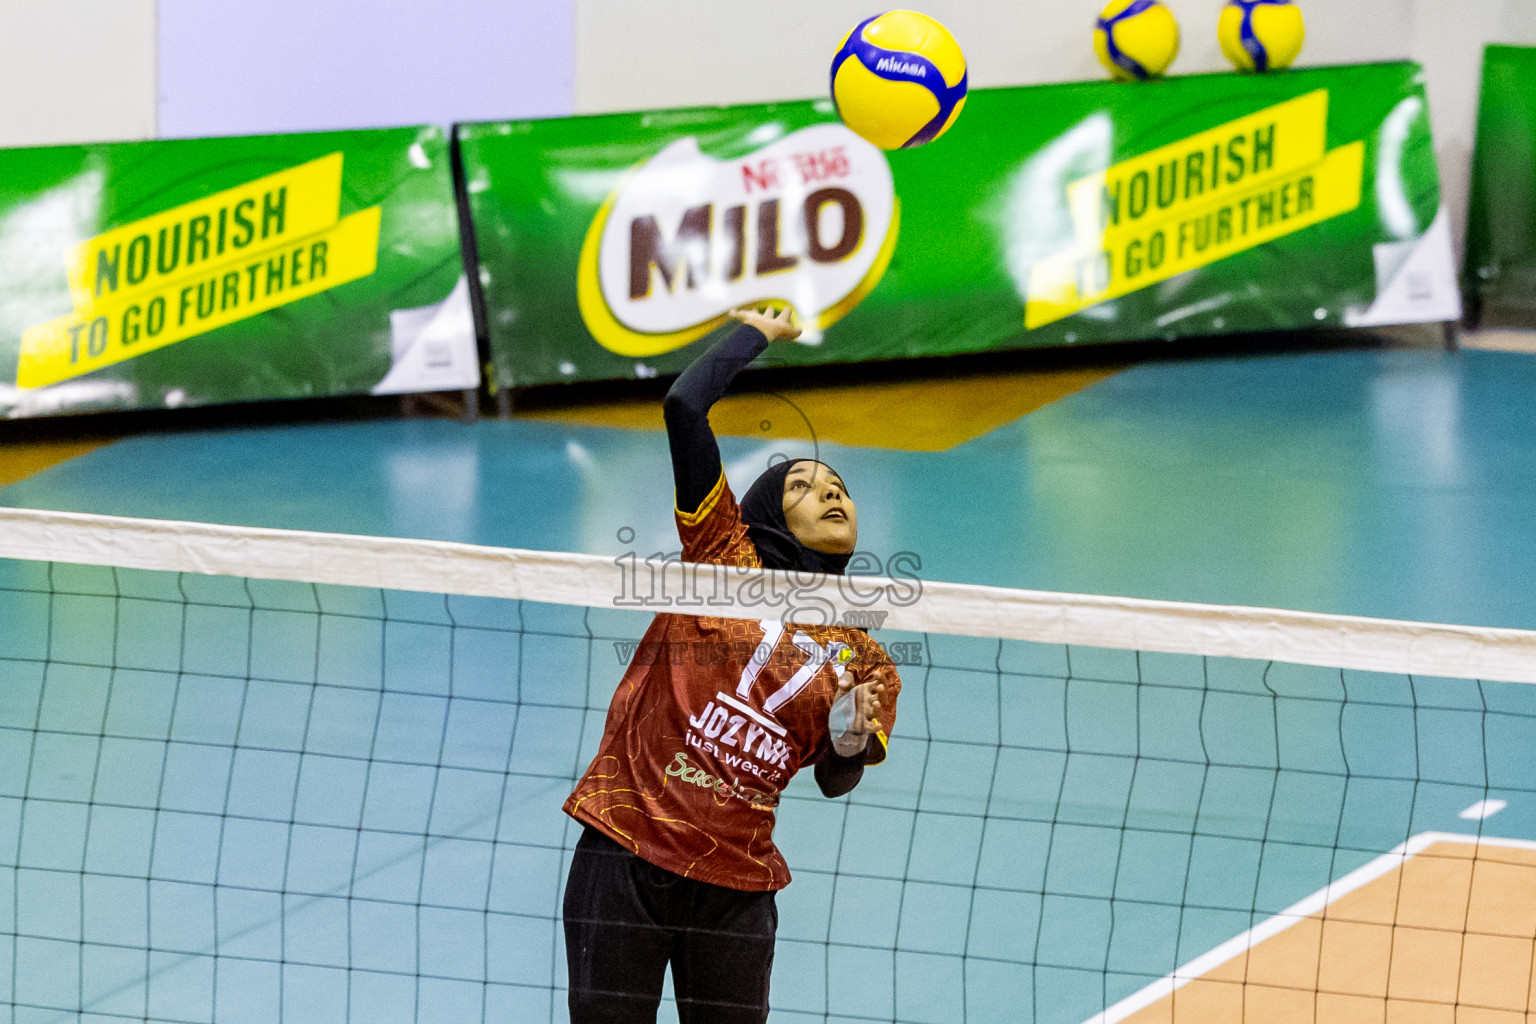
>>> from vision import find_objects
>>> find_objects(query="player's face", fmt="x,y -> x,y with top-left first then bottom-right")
782,461 -> 857,554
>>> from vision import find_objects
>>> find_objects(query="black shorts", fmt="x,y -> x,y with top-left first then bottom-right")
563,825 -> 778,1024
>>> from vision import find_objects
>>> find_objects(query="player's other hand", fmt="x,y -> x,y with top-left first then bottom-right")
835,675 -> 885,735
729,304 -> 802,343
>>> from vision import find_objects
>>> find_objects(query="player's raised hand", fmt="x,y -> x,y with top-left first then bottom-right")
728,304 -> 801,343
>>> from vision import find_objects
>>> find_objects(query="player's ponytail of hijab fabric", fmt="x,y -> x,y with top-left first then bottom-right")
739,459 -> 853,575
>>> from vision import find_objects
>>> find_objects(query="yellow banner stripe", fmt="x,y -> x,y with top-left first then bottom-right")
65,153 -> 345,312
1026,141 -> 1364,330
1064,90 -> 1330,244
20,206 -> 381,390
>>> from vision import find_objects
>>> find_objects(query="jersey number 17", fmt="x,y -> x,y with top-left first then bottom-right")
735,620 -> 849,716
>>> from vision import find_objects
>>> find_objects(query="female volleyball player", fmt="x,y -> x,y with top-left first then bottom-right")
562,305 -> 901,1024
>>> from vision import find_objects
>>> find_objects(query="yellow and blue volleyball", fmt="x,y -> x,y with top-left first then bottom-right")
1094,0 -> 1181,82
1218,0 -> 1305,72
830,10 -> 968,150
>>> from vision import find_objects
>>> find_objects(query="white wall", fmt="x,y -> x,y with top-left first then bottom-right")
571,0 -> 1536,255
0,1 -> 157,148
157,0 -> 575,138
1409,1 -> 1536,253
2,0 -> 1536,257
573,0 -> 1412,110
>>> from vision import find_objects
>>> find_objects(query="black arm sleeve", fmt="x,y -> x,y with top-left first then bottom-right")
814,740 -> 874,798
662,324 -> 769,514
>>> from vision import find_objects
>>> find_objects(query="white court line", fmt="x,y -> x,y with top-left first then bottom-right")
1460,798 -> 1509,820
1080,832 -> 1536,1024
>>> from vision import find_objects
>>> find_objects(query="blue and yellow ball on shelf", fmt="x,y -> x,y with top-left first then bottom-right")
1218,0 -> 1305,72
830,10 -> 968,151
1094,0 -> 1181,82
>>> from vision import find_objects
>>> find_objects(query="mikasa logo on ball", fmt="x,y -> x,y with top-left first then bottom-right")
874,57 -> 927,77
577,123 -> 898,358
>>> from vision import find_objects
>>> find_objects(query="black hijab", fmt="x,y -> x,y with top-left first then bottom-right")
739,459 -> 852,575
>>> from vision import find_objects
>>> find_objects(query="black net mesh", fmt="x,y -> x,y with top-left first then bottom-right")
3,556 -> 1535,1024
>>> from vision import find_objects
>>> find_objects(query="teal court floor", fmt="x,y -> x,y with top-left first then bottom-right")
5,346 -> 1536,628
3,344 -> 1536,1024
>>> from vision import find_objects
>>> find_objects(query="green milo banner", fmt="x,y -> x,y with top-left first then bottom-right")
461,61 -> 1458,388
0,126 -> 476,418
1465,45 -> 1536,326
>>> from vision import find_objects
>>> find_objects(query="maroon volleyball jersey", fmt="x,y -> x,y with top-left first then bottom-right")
564,471 -> 900,891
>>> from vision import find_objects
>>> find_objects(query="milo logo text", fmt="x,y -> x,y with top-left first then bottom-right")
629,181 -> 862,301
578,122 -> 899,358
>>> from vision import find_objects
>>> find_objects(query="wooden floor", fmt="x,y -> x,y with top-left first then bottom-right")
0,437 -> 111,488
1463,329 -> 1536,355
1107,836 -> 1536,1024
514,364 -> 1121,451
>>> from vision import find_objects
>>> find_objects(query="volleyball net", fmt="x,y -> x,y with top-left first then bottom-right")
3,507 -> 1535,1024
